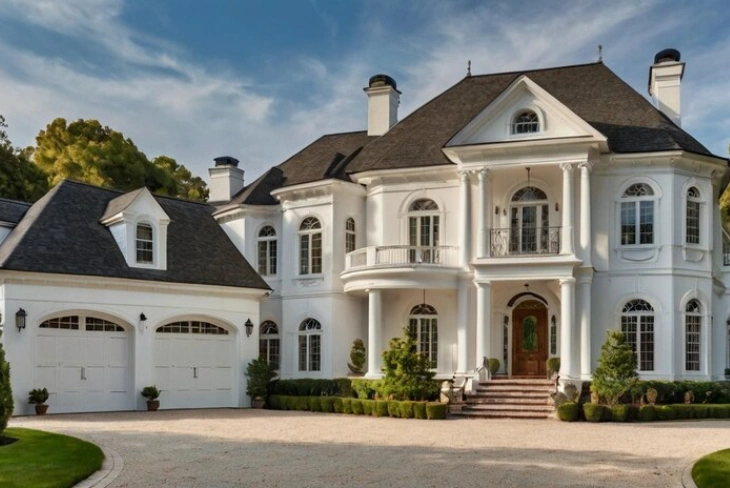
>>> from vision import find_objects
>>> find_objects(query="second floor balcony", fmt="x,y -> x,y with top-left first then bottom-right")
489,226 -> 561,257
345,245 -> 459,271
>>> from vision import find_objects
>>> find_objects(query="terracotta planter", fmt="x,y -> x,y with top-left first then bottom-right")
146,400 -> 160,411
251,398 -> 265,409
35,404 -> 49,415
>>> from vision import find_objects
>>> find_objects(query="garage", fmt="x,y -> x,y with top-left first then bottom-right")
153,320 -> 236,409
35,315 -> 132,414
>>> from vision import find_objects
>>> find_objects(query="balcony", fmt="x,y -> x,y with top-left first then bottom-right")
489,227 -> 561,257
345,245 -> 459,271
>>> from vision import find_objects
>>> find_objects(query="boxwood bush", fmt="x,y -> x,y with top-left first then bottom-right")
413,402 -> 427,420
351,399 -> 364,415
656,405 -> 677,421
583,403 -> 606,422
399,401 -> 415,419
361,399 -> 374,416
374,400 -> 389,417
387,401 -> 401,418
341,398 -> 353,414
610,404 -> 630,422
557,402 -> 580,422
638,405 -> 657,422
426,402 -> 447,420
320,397 -> 335,413
333,398 -> 343,413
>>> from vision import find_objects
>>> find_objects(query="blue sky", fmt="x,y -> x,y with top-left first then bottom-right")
0,0 -> 728,182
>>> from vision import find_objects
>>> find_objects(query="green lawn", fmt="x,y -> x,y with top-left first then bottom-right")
693,448 -> 730,488
0,428 -> 104,488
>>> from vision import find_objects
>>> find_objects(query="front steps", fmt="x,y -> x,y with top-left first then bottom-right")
452,378 -> 555,419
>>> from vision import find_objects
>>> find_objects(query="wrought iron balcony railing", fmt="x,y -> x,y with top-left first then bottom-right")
489,226 -> 561,257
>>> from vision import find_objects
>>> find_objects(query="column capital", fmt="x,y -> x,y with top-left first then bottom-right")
559,277 -> 576,285
458,169 -> 471,182
477,167 -> 490,182
560,162 -> 575,173
473,280 -> 492,289
578,161 -> 594,173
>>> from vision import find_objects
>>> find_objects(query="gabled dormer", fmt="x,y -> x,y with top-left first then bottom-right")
99,188 -> 170,270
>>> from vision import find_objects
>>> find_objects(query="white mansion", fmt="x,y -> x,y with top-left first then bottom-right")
1,49 -> 729,414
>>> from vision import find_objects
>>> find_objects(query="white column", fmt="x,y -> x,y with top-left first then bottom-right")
477,168 -> 489,258
475,281 -> 492,368
365,289 -> 383,378
560,163 -> 575,255
456,278 -> 469,373
579,162 -> 593,265
559,278 -> 576,379
579,276 -> 592,379
458,170 -> 472,268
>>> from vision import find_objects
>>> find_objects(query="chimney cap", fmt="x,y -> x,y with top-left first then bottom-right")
213,156 -> 239,167
654,48 -> 681,64
368,74 -> 397,90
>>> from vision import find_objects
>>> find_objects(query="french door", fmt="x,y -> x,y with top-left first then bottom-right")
510,204 -> 549,254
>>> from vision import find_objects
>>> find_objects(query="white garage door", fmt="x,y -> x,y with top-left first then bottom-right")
35,315 -> 131,414
154,321 -> 235,409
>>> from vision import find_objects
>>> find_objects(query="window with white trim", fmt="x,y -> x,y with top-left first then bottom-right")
685,300 -> 701,372
620,299 -> 654,371
136,223 -> 154,263
620,183 -> 655,245
39,315 -> 124,332
511,110 -> 540,134
686,187 -> 701,245
408,199 -> 440,263
259,321 -> 280,370
345,218 -> 356,254
408,304 -> 438,368
157,321 -> 229,335
298,318 -> 321,372
257,226 -> 277,276
299,217 -> 322,275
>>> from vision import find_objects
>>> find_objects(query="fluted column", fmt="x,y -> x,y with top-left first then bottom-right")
578,275 -> 592,379
560,163 -> 575,255
559,278 -> 576,379
579,162 -> 593,265
456,278 -> 469,373
477,168 -> 489,258
458,170 -> 472,268
365,289 -> 383,378
475,281 -> 492,368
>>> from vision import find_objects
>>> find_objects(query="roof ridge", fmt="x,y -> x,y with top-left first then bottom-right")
61,179 -> 211,207
468,61 -> 603,80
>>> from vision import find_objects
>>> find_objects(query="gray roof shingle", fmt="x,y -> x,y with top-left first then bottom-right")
0,198 -> 31,225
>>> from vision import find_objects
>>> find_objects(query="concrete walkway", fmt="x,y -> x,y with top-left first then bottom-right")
12,409 -> 730,487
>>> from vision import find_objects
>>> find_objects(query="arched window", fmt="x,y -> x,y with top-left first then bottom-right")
298,318 -> 321,372
157,321 -> 229,335
408,199 -> 440,263
39,315 -> 124,332
686,187 -> 701,245
259,321 -> 280,369
408,304 -> 438,368
257,226 -> 277,276
299,217 -> 322,275
136,223 -> 154,264
685,299 -> 701,372
511,110 -> 539,134
620,183 -> 655,245
510,186 -> 551,254
620,299 -> 654,371
345,218 -> 356,254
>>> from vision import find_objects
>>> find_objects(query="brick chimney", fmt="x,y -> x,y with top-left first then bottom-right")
648,48 -> 685,127
364,74 -> 400,136
208,156 -> 244,203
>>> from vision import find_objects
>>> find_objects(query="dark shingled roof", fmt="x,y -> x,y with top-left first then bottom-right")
100,188 -> 145,222
0,198 -> 31,225
0,180 -> 270,290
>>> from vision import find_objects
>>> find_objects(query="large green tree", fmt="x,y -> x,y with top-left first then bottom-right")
0,116 -> 49,202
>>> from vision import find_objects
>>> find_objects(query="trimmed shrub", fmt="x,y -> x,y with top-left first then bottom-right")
374,401 -> 389,417
361,399 -> 374,416
413,402 -> 427,420
308,396 -> 321,412
270,378 -> 351,397
591,331 -> 638,406
557,402 -> 580,422
335,378 -> 354,398
694,405 -> 709,419
341,398 -> 353,414
267,395 -> 283,410
638,405 -> 657,422
320,397 -> 334,413
351,399 -> 364,415
546,357 -> 561,377
611,404 -> 630,422
285,396 -> 298,411
583,403 -> 606,423
381,329 -> 436,401
656,405 -> 677,421
351,379 -> 381,400
672,404 -> 693,420
333,398 -> 343,414
399,401 -> 415,419
426,402 -> 447,420
709,405 -> 730,419
296,397 -> 309,411
625,404 -> 639,422
348,338 -> 366,375
387,401 -> 401,418
0,339 -> 12,435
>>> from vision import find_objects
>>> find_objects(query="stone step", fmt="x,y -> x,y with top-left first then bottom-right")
472,390 -> 550,398
467,397 -> 550,405
481,379 -> 553,386
453,409 -> 552,419
474,386 -> 551,394
463,403 -> 554,412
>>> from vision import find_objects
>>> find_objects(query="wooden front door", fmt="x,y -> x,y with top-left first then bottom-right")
512,300 -> 548,377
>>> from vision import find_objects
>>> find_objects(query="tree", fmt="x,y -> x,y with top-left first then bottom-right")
381,328 -> 435,400
590,330 -> 639,405
0,327 -> 13,436
152,156 -> 209,202
0,115 -> 48,202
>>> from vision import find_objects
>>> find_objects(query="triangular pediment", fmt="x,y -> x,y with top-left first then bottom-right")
447,76 -> 606,147
100,187 -> 169,226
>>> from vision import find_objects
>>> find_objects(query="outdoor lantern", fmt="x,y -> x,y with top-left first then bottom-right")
139,313 -> 147,331
245,319 -> 254,338
15,308 -> 27,332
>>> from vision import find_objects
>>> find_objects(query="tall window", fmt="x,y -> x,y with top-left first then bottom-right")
685,300 -> 701,372
136,223 -> 153,263
257,226 -> 277,276
550,315 -> 557,356
259,321 -> 280,370
298,318 -> 321,372
620,299 -> 654,371
299,217 -> 322,275
408,304 -> 438,368
511,110 -> 539,134
510,186 -> 550,254
686,187 -> 701,245
408,199 -> 439,263
345,218 -> 356,254
620,183 -> 655,245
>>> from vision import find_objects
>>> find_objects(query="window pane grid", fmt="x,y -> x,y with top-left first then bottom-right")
157,321 -> 228,335
639,201 -> 654,244
686,200 -> 700,245
640,317 -> 654,371
136,224 -> 153,263
40,316 -> 80,330
409,305 -> 438,369
686,316 -> 701,371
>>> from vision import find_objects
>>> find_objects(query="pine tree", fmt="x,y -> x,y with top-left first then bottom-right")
590,330 -> 638,405
381,328 -> 435,400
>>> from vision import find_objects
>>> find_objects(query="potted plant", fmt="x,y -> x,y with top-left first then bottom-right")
28,388 -> 49,415
246,357 -> 276,408
141,385 -> 161,411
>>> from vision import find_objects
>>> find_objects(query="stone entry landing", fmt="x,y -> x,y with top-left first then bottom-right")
454,378 -> 554,419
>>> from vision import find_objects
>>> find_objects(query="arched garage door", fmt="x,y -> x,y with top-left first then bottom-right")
35,315 -> 132,413
154,320 -> 236,409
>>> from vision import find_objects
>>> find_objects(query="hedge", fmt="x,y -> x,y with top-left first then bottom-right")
351,399 -> 364,415
426,402 -> 447,420
557,402 -> 580,422
557,402 -> 730,423
628,380 -> 730,405
583,403 -> 606,423
266,395 -> 444,420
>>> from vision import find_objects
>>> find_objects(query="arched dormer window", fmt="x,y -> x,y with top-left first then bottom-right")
136,223 -> 154,264
511,110 -> 539,134
620,183 -> 655,246
685,299 -> 701,372
620,299 -> 654,371
257,225 -> 277,276
345,218 -> 356,254
408,304 -> 438,368
298,318 -> 321,372
259,320 -> 280,369
408,199 -> 440,263
299,217 -> 322,275
686,187 -> 701,245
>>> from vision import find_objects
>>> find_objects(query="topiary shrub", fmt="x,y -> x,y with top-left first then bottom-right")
546,357 -> 561,377
399,401 -> 414,419
351,399 -> 364,415
656,405 -> 677,421
591,331 -> 638,406
341,398 -> 353,414
413,402 -> 427,420
245,357 -> 277,400
611,404 -> 630,422
374,400 -> 389,417
638,405 -> 657,422
351,379 -> 381,400
583,403 -> 606,422
348,339 -> 366,375
487,358 -> 500,376
361,399 -> 374,416
426,402 -> 447,420
0,337 -> 13,436
557,402 -> 579,422
333,398 -> 343,413
381,328 -> 436,401
308,396 -> 321,412
387,400 -> 401,418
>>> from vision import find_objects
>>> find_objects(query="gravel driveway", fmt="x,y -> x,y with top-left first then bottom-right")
11,409 -> 730,487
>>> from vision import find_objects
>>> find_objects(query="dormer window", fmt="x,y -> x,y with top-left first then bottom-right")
511,110 -> 539,134
136,223 -> 154,264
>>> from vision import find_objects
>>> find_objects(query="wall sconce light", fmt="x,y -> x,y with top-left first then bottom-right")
503,208 -> 507,216
16,308 -> 27,332
555,202 -> 560,212
245,319 -> 254,338
495,206 -> 500,215
139,313 -> 147,331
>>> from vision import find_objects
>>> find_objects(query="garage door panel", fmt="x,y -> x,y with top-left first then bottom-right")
107,366 -> 128,391
57,390 -> 82,410
61,366 -> 84,388
211,367 -> 232,389
84,365 -> 105,389
60,337 -> 84,361
36,336 -> 58,363
86,337 -> 108,362
35,365 -> 57,387
107,337 -> 128,365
